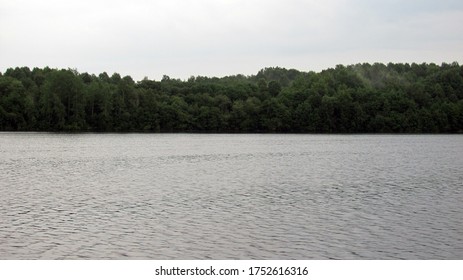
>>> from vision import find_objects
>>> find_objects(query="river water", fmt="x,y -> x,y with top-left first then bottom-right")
0,133 -> 462,259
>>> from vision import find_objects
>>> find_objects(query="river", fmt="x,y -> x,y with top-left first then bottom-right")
0,133 -> 462,259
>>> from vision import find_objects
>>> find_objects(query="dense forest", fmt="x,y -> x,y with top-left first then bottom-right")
1,63 -> 462,133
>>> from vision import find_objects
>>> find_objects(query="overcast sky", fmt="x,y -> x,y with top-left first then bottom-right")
1,0 -> 462,80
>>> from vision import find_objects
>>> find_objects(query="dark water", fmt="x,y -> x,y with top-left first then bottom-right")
0,133 -> 462,259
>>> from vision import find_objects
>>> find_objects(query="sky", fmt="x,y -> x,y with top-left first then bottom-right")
1,0 -> 462,81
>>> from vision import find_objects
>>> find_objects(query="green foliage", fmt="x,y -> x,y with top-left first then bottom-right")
1,63 -> 462,132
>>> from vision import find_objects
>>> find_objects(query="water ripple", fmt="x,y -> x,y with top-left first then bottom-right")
1,133 -> 462,259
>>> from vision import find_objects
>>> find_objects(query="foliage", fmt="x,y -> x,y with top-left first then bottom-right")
1,63 -> 462,133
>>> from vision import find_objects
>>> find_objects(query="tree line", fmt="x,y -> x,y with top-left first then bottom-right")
1,63 -> 462,133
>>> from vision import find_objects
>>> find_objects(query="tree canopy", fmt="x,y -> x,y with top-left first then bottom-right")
1,63 -> 462,133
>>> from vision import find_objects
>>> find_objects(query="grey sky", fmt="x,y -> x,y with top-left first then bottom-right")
1,0 -> 462,81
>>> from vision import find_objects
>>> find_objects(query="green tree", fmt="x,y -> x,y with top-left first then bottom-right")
41,70 -> 85,130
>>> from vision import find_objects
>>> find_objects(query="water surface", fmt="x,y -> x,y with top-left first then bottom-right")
1,133 -> 462,259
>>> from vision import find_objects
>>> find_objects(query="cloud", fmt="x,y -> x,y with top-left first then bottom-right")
1,0 -> 462,80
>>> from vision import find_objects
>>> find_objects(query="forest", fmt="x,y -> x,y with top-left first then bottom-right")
0,63 -> 462,133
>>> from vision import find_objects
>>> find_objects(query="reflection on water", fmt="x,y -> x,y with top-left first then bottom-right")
0,133 -> 462,259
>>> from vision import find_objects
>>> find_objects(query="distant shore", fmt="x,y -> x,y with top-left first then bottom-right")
1,63 -> 462,133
